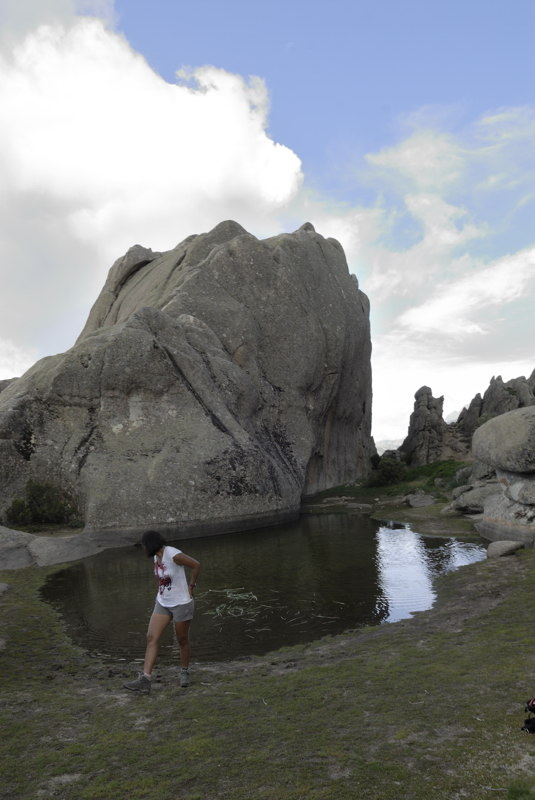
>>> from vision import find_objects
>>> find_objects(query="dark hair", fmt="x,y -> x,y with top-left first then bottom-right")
141,530 -> 167,558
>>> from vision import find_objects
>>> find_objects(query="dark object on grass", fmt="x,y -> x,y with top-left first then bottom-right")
521,717 -> 535,733
521,699 -> 535,733
525,698 -> 535,715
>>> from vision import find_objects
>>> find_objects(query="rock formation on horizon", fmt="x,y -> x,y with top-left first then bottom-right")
398,387 -> 471,466
457,371 -> 535,437
398,371 -> 535,467
0,221 -> 374,538
398,387 -> 448,466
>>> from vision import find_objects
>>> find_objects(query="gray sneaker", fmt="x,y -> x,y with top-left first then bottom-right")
123,673 -> 151,694
180,668 -> 190,688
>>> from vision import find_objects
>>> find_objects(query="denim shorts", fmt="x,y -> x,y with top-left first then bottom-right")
153,598 -> 195,622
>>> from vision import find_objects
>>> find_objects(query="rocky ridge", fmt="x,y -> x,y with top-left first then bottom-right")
381,370 -> 535,548
398,371 -> 535,467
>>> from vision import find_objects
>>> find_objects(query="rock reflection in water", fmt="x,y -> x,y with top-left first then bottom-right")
41,514 -> 486,663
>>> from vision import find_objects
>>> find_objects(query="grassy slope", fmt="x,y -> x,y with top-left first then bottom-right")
2,556 -> 535,799
2,467 -> 535,800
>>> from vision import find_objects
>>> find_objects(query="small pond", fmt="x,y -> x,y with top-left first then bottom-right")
41,513 -> 486,664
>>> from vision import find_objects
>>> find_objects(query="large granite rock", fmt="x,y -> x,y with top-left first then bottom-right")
472,407 -> 535,545
0,221 -> 373,540
472,407 -> 535,473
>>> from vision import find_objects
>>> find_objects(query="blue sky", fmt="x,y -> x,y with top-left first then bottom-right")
117,0 -> 534,188
0,0 -> 534,443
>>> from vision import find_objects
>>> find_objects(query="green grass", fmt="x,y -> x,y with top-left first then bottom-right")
404,458 -> 466,483
2,539 -> 535,799
304,461 -> 476,536
307,460 -> 467,503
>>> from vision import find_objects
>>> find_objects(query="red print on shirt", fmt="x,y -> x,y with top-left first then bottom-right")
155,561 -> 172,594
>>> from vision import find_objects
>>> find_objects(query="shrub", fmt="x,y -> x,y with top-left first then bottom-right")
5,479 -> 80,527
5,498 -> 31,526
506,782 -> 535,799
366,455 -> 407,487
365,457 -> 465,491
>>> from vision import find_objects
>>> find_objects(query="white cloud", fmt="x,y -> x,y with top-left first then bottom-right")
313,112 -> 535,440
0,0 -> 74,41
0,22 -> 300,209
0,338 -> 37,379
477,106 -> 535,142
366,130 -> 465,192
398,247 -> 535,337
349,193 -> 485,305
0,0 -> 115,46
0,0 -> 115,31
0,15 -> 302,373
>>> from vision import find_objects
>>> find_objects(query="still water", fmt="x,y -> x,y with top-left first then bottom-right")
41,514 -> 486,664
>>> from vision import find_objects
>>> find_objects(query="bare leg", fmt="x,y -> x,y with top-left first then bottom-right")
174,620 -> 191,668
143,612 -> 171,675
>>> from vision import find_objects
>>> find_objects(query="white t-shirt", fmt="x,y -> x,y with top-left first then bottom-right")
153,546 -> 191,607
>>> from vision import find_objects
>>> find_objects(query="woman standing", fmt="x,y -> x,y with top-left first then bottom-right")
123,530 -> 201,694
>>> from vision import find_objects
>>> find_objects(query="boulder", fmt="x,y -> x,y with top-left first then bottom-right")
449,481 -> 501,514
27,533 -> 105,567
0,526 -> 35,569
403,492 -> 435,508
501,473 -> 535,506
474,483 -> 535,546
486,540 -> 525,558
454,465 -> 473,485
0,221 -> 374,539
470,460 -> 496,481
0,523 -> 154,569
475,492 -> 535,545
471,409 -> 535,544
472,407 -> 535,473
